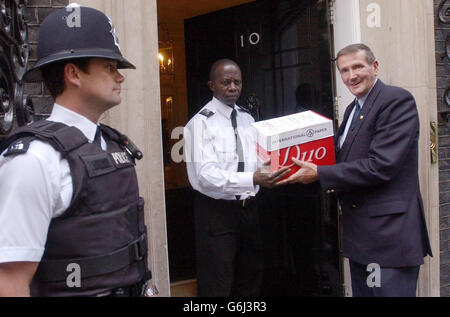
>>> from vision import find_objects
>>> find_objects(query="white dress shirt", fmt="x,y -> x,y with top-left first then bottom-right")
184,97 -> 259,200
0,104 -> 104,263
339,78 -> 378,148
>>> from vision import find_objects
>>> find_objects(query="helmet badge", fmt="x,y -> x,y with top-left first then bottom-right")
107,17 -> 121,50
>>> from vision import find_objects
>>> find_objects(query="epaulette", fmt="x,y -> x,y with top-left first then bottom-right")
3,137 -> 34,157
199,108 -> 215,119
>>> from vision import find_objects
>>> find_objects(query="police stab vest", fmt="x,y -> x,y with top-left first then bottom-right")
1,120 -> 150,296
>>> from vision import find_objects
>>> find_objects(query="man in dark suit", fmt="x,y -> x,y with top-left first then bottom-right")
278,43 -> 432,297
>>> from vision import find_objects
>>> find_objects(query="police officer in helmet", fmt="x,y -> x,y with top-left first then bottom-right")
0,4 -> 157,297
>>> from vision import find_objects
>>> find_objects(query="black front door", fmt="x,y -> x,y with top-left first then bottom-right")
185,0 -> 341,296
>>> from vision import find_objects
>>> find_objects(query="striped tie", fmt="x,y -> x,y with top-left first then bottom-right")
350,101 -> 361,131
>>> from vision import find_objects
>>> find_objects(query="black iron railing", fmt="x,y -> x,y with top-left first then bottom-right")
0,0 -> 34,140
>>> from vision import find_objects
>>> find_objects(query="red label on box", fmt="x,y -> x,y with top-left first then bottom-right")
257,136 -> 335,179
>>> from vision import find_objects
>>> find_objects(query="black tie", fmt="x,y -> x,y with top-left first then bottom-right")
350,101 -> 361,131
231,109 -> 245,172
93,126 -> 102,147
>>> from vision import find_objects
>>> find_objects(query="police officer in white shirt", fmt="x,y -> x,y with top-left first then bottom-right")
0,5 -> 156,297
184,59 -> 290,297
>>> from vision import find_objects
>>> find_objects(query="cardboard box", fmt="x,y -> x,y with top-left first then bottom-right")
252,111 -> 336,179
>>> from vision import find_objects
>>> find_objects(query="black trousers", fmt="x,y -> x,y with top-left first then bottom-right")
349,260 -> 420,297
194,192 -> 263,297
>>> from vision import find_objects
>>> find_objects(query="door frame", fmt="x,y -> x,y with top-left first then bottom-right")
330,0 -> 361,297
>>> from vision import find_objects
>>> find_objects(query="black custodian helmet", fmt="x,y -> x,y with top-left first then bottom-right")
23,4 -> 135,82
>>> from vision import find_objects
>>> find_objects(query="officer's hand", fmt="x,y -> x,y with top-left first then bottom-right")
276,158 -> 318,185
253,159 -> 290,189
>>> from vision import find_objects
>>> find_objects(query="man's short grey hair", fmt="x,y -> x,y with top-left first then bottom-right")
336,43 -> 376,68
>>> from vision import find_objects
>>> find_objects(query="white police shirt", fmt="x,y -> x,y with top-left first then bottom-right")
0,104 -> 105,263
184,97 -> 259,200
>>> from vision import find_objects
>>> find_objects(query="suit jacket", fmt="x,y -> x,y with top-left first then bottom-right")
318,80 -> 432,267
